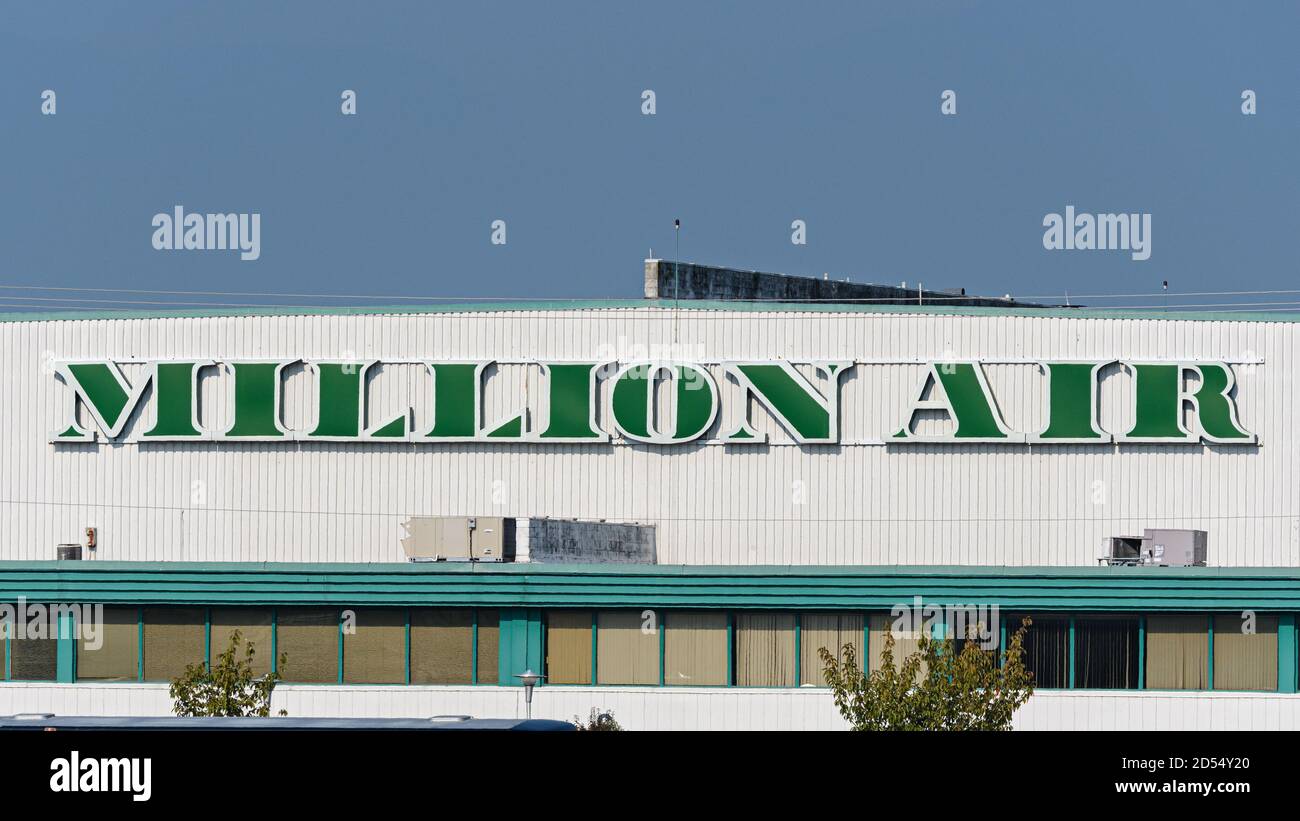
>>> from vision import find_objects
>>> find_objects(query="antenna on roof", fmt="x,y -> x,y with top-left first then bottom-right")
673,219 -> 681,342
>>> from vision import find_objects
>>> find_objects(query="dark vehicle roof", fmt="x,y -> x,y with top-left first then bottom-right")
0,714 -> 574,731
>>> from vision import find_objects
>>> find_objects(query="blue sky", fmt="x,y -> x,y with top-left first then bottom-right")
1,2 -> 1296,308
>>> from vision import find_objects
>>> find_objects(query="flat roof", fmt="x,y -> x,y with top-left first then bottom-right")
1,298 -> 1298,324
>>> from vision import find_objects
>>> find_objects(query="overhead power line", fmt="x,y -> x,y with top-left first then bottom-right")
6,282 -> 1300,307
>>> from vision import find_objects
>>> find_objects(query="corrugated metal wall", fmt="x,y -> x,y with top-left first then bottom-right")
2,682 -> 1297,730
2,307 -> 1295,566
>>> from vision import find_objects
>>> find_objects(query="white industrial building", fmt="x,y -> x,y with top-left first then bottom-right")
0,262 -> 1296,729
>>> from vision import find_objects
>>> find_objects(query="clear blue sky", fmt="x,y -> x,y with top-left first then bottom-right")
1,2 -> 1296,309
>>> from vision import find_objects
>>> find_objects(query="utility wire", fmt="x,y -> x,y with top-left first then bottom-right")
7,282 -> 1300,305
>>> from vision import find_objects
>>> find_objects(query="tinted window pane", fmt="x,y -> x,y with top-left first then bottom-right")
343,608 -> 405,684
210,607 -> 274,677
143,607 -> 205,681
78,606 -> 139,681
277,607 -> 339,683
410,609 -> 472,684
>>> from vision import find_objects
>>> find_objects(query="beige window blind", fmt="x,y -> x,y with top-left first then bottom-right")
664,611 -> 727,686
734,612 -> 795,686
1146,615 -> 1208,690
1213,614 -> 1277,691
343,608 -> 406,684
596,611 -> 658,685
142,607 -> 205,681
77,606 -> 138,681
800,613 -> 863,687
276,607 -> 339,683
546,611 -> 593,684
210,607 -> 274,677
410,608 -> 473,684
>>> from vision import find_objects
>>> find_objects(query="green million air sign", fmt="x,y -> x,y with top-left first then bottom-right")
50,358 -> 1257,446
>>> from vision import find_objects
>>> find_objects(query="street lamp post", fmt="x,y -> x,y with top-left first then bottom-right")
514,669 -> 545,719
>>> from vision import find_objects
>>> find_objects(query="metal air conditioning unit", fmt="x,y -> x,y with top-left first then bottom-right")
400,517 -> 516,562
1099,529 -> 1207,567
1100,536 -> 1145,566
1143,528 -> 1207,567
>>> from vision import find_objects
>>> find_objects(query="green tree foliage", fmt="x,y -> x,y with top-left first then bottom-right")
818,616 -> 1035,731
572,707 -> 623,731
170,629 -> 288,717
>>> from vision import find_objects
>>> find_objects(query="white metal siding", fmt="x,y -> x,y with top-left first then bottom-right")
2,683 -> 1298,730
2,307 -> 1296,566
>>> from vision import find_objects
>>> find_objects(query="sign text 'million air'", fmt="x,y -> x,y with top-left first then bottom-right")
50,358 -> 1256,446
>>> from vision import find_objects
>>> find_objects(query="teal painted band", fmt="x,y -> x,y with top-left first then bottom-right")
863,617 -> 870,671
56,610 -> 75,683
2,561 -> 1298,612
999,620 -> 1007,669
1277,614 -> 1296,694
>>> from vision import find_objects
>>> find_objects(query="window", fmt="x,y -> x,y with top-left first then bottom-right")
10,628 -> 57,681
1074,617 -> 1139,689
210,607 -> 274,677
77,606 -> 139,681
800,613 -> 863,687
664,611 -> 727,686
951,609 -> 1001,667
953,630 -> 1001,668
343,608 -> 405,684
868,613 -> 927,675
1146,615 -> 1208,690
734,612 -> 794,687
1214,613 -> 1277,691
409,608 -> 472,684
546,611 -> 593,684
142,607 -> 205,681
276,607 -> 339,683
1017,615 -> 1069,689
596,611 -> 658,685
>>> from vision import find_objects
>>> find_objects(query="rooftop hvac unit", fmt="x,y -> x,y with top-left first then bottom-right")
1143,528 -> 1207,567
400,517 -> 515,562
1099,529 -> 1207,567
1100,536 -> 1144,566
